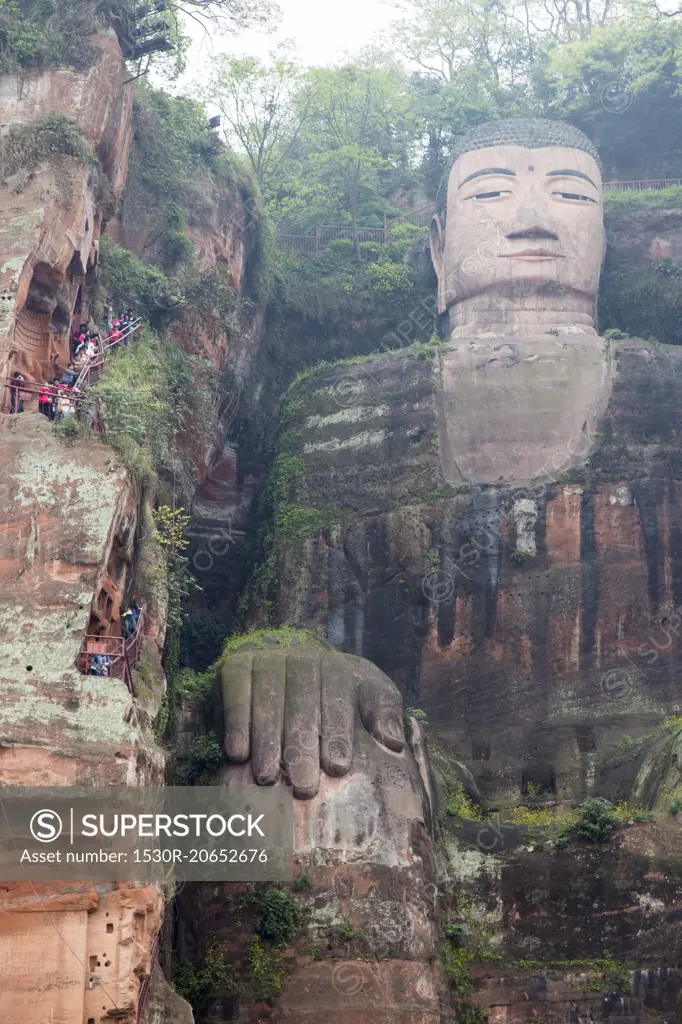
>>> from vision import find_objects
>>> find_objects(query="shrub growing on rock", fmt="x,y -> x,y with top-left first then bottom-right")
573,797 -> 618,842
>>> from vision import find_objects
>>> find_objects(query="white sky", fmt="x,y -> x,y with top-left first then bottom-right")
177,0 -> 399,89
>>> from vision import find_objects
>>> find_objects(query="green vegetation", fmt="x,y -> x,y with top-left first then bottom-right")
441,781 -> 483,822
512,952 -> 631,993
498,798 -> 651,849
220,627 -> 324,660
238,440 -> 350,619
173,939 -> 238,1008
600,261 -> 682,346
0,113 -> 94,187
404,706 -> 429,728
254,888 -> 301,945
666,786 -> 682,816
247,936 -> 286,997
0,0 -> 103,72
175,884 -> 305,1005
441,944 -> 475,996
603,185 -> 682,215
92,327 -> 216,484
96,237 -> 181,329
571,798 -> 620,843
266,236 -> 434,356
173,734 -> 224,786
51,416 -> 90,444
180,609 -> 229,672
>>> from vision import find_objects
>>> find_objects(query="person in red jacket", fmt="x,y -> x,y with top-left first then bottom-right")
38,383 -> 53,419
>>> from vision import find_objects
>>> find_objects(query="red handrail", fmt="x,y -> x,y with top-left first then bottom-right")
4,379 -> 89,404
74,318 -> 142,391
78,608 -> 144,695
137,926 -> 161,1023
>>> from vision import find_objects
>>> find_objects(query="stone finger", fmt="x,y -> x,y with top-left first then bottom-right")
320,652 -> 355,777
283,650 -> 321,799
356,658 -> 405,752
251,649 -> 286,785
219,651 -> 253,762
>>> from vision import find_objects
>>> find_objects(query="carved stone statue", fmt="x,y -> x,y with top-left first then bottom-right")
262,114 -> 682,827
206,636 -> 442,1022
429,119 -> 612,486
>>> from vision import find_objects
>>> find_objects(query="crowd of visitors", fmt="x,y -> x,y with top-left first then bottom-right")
6,310 -> 141,420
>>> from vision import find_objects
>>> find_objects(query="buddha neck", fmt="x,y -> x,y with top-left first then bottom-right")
447,292 -> 597,339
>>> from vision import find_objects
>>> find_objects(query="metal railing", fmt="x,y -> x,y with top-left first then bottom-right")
389,202 -> 436,230
137,927 -> 161,1023
78,608 -> 145,694
4,318 -> 143,417
3,378 -> 89,405
603,179 -> 682,191
277,182 -> 682,254
276,204 -> 436,255
74,317 -> 143,391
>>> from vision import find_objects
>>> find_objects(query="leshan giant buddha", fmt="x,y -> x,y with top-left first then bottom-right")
265,117 -> 682,815
429,119 -> 612,485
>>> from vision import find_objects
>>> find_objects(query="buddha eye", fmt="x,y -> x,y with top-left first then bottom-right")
553,191 -> 597,203
465,190 -> 512,201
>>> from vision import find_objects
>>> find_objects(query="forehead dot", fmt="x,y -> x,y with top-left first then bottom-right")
528,164 -> 534,171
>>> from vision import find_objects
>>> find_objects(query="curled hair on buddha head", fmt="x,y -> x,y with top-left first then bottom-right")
435,118 -> 602,228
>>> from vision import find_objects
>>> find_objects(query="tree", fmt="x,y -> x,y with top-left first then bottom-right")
541,16 -> 682,178
207,46 -> 309,190
389,0 -> 537,86
300,57 -> 413,257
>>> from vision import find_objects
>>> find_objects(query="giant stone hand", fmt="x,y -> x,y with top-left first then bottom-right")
213,637 -> 438,845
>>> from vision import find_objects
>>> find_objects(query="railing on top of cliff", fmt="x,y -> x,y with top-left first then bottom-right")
276,203 -> 436,254
276,183 -> 682,253
603,179 -> 682,191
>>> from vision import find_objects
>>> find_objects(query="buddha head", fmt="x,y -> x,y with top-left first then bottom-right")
430,119 -> 605,337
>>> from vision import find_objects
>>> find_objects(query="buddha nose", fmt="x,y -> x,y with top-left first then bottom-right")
507,184 -> 560,239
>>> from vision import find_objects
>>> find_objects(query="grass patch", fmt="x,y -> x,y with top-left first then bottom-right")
220,627 -> 324,661
0,114 -> 94,187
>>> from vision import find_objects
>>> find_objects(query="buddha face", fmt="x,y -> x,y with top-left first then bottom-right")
430,144 -> 605,326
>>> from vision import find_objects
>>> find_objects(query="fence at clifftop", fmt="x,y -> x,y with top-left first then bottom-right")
276,202 -> 436,254
276,179 -> 682,255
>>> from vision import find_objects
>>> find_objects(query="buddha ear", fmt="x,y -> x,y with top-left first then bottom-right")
430,215 -> 448,315
429,214 -> 445,276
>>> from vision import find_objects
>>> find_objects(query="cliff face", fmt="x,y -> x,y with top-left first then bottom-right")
0,411 -> 168,1024
0,30 -> 133,397
242,337 -> 682,1020
605,202 -> 682,266
0,28 -> 252,1024
267,341 -> 682,802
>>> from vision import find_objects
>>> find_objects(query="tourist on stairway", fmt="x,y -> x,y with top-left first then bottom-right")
59,363 -> 78,388
9,372 -> 29,414
38,383 -> 53,419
